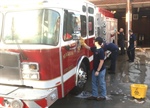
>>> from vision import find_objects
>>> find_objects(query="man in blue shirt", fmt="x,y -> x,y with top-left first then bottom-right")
102,42 -> 119,74
80,37 -> 106,101
127,30 -> 137,62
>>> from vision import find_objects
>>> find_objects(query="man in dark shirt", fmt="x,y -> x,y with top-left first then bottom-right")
80,36 -> 106,101
127,30 -> 137,62
118,28 -> 125,55
102,42 -> 119,74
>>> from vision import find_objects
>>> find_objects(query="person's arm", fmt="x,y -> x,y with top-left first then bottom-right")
134,40 -> 137,48
104,50 -> 111,60
95,49 -> 105,76
83,43 -> 90,50
95,59 -> 104,76
125,40 -> 129,43
104,51 -> 107,55
96,60 -> 104,72
104,51 -> 107,59
80,37 -> 90,50
134,35 -> 137,48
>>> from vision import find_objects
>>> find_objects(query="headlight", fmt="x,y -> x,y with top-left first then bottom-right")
23,72 -> 39,80
4,99 -> 23,108
11,99 -> 23,108
21,62 -> 40,80
22,62 -> 39,71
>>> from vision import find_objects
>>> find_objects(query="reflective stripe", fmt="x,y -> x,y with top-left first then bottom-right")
24,101 -> 42,108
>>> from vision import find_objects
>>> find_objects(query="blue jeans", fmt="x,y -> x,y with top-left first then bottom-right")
92,69 -> 106,98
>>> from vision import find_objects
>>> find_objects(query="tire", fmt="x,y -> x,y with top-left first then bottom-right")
70,63 -> 88,95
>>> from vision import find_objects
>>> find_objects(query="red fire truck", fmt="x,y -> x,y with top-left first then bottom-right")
0,0 -> 117,107
96,7 -> 118,45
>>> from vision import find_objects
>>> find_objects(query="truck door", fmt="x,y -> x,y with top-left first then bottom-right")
60,10 -> 83,96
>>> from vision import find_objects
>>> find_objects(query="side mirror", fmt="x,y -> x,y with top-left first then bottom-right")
72,34 -> 80,40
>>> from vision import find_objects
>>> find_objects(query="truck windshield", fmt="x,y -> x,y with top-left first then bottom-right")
3,9 -> 60,46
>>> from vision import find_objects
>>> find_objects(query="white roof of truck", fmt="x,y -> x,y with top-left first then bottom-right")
0,0 -> 95,12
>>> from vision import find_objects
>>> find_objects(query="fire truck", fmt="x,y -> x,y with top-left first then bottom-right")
0,0 -> 117,107
96,7 -> 118,45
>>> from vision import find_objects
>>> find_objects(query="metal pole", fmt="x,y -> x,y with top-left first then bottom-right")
126,0 -> 132,47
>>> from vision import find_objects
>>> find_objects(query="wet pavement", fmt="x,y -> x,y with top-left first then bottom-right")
50,48 -> 150,108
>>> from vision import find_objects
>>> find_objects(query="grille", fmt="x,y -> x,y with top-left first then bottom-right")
0,51 -> 22,85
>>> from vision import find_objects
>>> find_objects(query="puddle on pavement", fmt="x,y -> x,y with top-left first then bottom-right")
75,90 -> 149,104
109,49 -> 150,104
117,49 -> 150,85
75,91 -> 112,100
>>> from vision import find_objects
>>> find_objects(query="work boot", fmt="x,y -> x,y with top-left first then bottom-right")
86,96 -> 97,100
129,60 -> 134,63
97,97 -> 106,101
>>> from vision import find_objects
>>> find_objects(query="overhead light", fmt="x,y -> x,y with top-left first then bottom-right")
111,11 -> 116,14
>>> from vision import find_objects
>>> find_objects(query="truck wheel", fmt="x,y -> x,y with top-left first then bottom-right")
70,63 -> 88,95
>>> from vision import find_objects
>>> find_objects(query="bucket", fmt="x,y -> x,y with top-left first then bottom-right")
130,84 -> 148,99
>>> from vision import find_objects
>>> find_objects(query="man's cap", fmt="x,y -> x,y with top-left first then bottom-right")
95,37 -> 103,43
